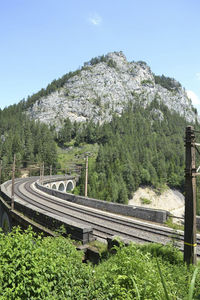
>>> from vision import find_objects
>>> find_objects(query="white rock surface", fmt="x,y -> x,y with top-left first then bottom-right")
129,187 -> 185,218
27,51 -> 197,127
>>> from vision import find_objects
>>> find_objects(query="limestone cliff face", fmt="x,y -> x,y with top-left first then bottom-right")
27,51 -> 197,126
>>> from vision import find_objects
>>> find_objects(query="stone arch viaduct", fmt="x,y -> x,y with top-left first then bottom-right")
44,177 -> 75,192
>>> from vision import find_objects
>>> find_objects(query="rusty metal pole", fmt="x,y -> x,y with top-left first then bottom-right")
184,126 -> 197,265
85,156 -> 88,197
11,154 -> 16,210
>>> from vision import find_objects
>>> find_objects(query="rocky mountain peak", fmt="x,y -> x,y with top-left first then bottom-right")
27,51 -> 198,127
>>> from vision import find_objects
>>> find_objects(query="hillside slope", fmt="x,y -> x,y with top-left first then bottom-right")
27,51 -> 197,127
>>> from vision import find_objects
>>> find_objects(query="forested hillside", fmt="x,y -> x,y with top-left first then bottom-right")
1,52 -> 199,207
0,104 -> 57,182
55,98 -> 200,204
67,100 -> 190,203
1,96 -> 199,206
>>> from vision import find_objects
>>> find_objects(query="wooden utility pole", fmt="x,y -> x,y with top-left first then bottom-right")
50,165 -> 52,178
11,154 -> 16,210
85,156 -> 88,197
184,126 -> 197,265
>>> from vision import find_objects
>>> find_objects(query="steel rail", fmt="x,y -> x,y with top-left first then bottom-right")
3,177 -> 200,254
15,181 -> 170,245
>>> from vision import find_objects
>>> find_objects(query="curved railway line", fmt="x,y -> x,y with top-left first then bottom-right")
2,177 -> 200,255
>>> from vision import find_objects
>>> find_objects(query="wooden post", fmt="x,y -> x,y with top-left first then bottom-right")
184,126 -> 197,265
85,156 -> 88,197
50,165 -> 52,177
11,154 -> 16,210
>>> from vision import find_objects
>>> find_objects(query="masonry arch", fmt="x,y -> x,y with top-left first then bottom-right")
52,184 -> 57,190
66,180 -> 74,192
2,211 -> 11,233
58,182 -> 65,191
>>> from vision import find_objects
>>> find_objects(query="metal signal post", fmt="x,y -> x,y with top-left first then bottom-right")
184,126 -> 197,265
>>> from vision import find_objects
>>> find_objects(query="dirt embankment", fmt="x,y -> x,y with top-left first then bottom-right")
129,187 -> 185,218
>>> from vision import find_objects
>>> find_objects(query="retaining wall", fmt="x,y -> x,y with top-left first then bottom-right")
0,182 -> 93,243
36,181 -> 170,224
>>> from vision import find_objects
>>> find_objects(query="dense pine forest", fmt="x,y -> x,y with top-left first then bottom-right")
0,104 -> 57,183
59,100 -> 188,202
55,99 -> 200,213
1,77 -> 200,298
1,92 -> 200,208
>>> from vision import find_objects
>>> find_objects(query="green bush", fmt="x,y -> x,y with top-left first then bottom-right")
0,227 -> 91,299
140,197 -> 151,205
1,228 -> 200,299
91,243 -> 200,299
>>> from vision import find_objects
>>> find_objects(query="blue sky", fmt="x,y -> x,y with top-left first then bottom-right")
1,0 -> 200,113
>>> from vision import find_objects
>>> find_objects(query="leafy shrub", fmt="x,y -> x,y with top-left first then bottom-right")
91,243 -> 200,299
0,227 -> 91,299
140,197 -> 151,204
1,228 -> 200,299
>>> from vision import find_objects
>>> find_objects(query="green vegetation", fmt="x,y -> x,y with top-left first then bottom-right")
140,197 -> 151,205
55,99 -> 200,211
85,54 -> 108,66
107,59 -> 117,68
165,217 -> 184,231
0,105 -> 58,182
20,69 -> 82,110
141,79 -> 154,86
137,60 -> 148,67
88,240 -> 108,255
0,227 -> 90,299
1,227 -> 200,299
17,53 -> 118,110
2,97 -> 200,212
84,54 -> 116,68
1,55 -> 200,210
57,142 -> 99,173
73,100 -> 188,204
154,74 -> 182,91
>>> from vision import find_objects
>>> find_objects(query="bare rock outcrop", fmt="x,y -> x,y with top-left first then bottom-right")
27,51 -> 197,127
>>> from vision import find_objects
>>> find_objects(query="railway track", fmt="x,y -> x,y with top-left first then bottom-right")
2,177 -> 200,254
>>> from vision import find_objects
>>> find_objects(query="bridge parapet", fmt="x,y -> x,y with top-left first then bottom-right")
35,180 -> 170,224
0,178 -> 93,243
41,176 -> 76,192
